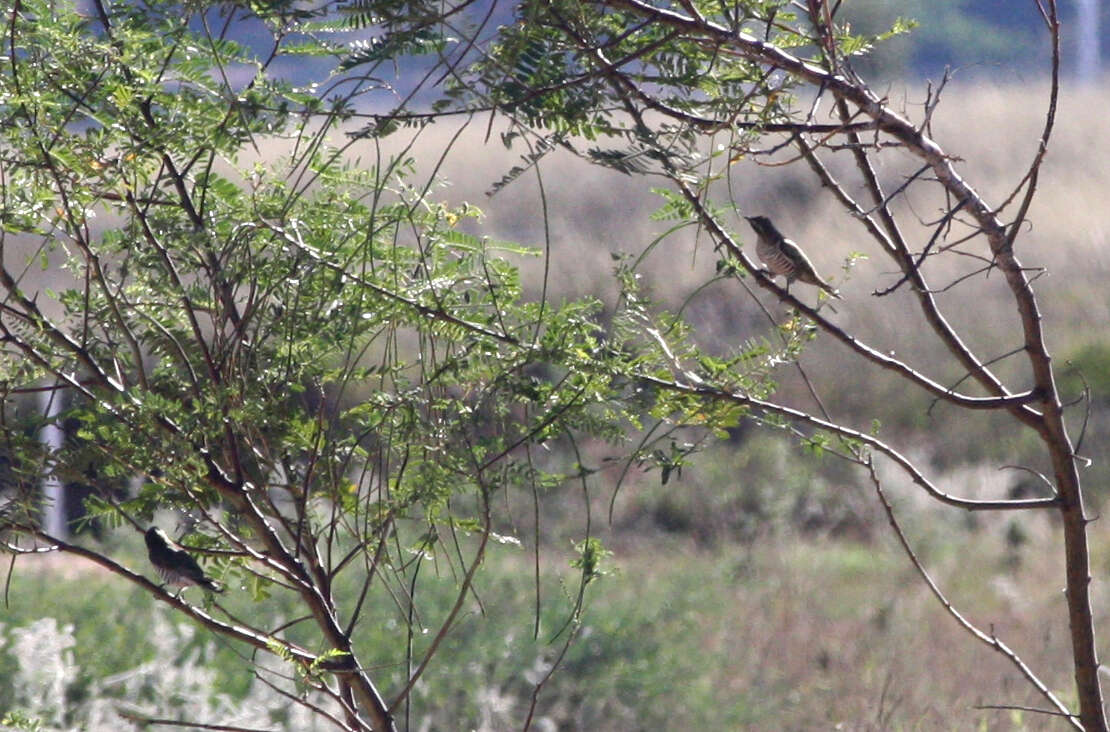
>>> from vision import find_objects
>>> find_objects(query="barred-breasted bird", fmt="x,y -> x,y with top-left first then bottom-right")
145,527 -> 224,593
745,215 -> 841,299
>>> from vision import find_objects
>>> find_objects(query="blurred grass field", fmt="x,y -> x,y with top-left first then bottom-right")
0,480 -> 1090,730
6,80 -> 1110,729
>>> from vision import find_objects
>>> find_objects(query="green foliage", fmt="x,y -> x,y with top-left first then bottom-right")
338,28 -> 448,71
0,0 -> 987,726
1,710 -> 44,732
571,536 -> 612,584
0,0 -> 818,725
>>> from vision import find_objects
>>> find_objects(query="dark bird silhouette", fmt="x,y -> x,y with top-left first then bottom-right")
745,215 -> 841,299
145,527 -> 223,593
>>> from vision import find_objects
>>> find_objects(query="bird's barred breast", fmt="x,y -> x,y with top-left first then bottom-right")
758,245 -> 796,276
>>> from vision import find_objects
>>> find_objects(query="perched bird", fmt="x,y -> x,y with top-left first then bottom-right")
145,527 -> 224,594
745,215 -> 841,299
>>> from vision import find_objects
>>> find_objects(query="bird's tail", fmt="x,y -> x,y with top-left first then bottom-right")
820,282 -> 843,300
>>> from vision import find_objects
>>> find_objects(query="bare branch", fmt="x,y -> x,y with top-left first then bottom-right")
863,458 -> 1079,728
672,177 -> 1042,413
637,371 -> 1056,512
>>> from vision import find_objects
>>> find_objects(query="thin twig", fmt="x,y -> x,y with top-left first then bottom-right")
863,457 -> 1080,728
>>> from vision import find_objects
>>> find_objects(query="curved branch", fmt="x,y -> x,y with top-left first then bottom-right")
862,458 -> 1079,728
6,528 -> 326,669
671,178 -> 1042,412
637,372 -> 1057,512
605,0 -> 1055,418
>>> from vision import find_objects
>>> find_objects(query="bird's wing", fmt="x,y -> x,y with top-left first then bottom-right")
779,238 -> 821,274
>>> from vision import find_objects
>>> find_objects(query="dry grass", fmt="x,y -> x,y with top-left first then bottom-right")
5,513 -> 1086,729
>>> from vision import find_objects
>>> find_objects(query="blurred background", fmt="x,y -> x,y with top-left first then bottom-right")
6,2 -> 1110,729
